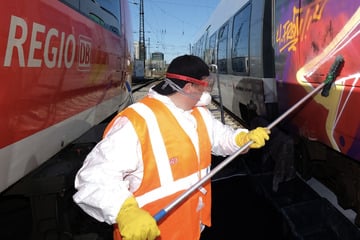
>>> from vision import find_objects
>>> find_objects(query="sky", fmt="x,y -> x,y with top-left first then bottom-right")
129,0 -> 220,63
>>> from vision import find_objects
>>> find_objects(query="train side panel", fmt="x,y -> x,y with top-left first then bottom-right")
274,0 -> 360,224
274,0 -> 360,161
0,0 -> 132,193
193,0 -> 360,226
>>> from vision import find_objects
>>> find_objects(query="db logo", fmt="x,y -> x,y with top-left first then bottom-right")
78,35 -> 91,70
169,157 -> 178,165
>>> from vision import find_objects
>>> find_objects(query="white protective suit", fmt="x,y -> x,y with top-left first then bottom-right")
73,87 -> 247,224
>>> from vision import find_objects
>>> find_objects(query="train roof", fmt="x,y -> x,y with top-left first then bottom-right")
193,0 -> 248,41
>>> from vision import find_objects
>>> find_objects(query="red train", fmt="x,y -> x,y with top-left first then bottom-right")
0,0 -> 133,193
193,0 -> 360,226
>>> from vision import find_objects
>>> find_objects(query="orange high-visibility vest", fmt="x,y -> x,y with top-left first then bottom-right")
107,96 -> 212,240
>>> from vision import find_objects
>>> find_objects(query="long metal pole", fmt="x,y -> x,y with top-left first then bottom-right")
153,55 -> 344,223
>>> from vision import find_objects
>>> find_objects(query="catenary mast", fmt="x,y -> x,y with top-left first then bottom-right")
139,0 -> 146,64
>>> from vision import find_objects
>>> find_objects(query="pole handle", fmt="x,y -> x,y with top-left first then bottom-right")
153,209 -> 167,222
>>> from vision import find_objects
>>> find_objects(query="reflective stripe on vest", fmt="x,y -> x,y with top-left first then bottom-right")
106,96 -> 212,240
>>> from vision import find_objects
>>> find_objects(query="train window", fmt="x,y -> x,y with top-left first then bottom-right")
61,0 -> 79,9
198,35 -> 206,59
231,4 -> 251,73
207,33 -> 216,64
59,0 -> 121,35
89,13 -> 106,26
217,23 -> 229,73
97,0 -> 121,33
193,41 -> 199,57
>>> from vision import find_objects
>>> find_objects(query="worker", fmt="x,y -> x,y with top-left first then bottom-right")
73,54 -> 270,240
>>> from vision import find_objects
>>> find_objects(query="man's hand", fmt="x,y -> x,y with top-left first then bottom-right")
116,196 -> 160,240
235,127 -> 270,148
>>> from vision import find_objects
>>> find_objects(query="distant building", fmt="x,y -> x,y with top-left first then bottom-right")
133,41 -> 140,59
133,43 -> 165,78
133,42 -> 144,79
152,52 -> 164,61
148,52 -> 165,77
142,52 -> 165,78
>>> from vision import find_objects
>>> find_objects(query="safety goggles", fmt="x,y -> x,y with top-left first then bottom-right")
166,73 -> 215,92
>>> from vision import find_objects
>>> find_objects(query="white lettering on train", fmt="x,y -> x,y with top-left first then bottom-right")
28,22 -> 45,67
78,35 -> 92,70
5,16 -> 27,67
4,15 -> 81,69
65,34 -> 76,68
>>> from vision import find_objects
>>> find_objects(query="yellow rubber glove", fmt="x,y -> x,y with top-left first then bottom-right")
235,127 -> 270,148
116,196 -> 160,240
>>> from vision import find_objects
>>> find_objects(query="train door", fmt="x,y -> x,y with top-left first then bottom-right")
231,0 -> 275,125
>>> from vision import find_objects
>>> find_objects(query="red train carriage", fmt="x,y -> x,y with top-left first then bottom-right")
0,0 -> 133,193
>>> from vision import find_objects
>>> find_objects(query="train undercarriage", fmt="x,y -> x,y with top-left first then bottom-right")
295,138 -> 360,227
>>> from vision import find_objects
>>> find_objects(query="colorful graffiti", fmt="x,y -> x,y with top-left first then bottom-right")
276,0 -> 360,161
297,6 -> 360,150
276,0 -> 328,53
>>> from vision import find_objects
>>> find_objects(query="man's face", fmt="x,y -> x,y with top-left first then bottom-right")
188,83 -> 207,101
